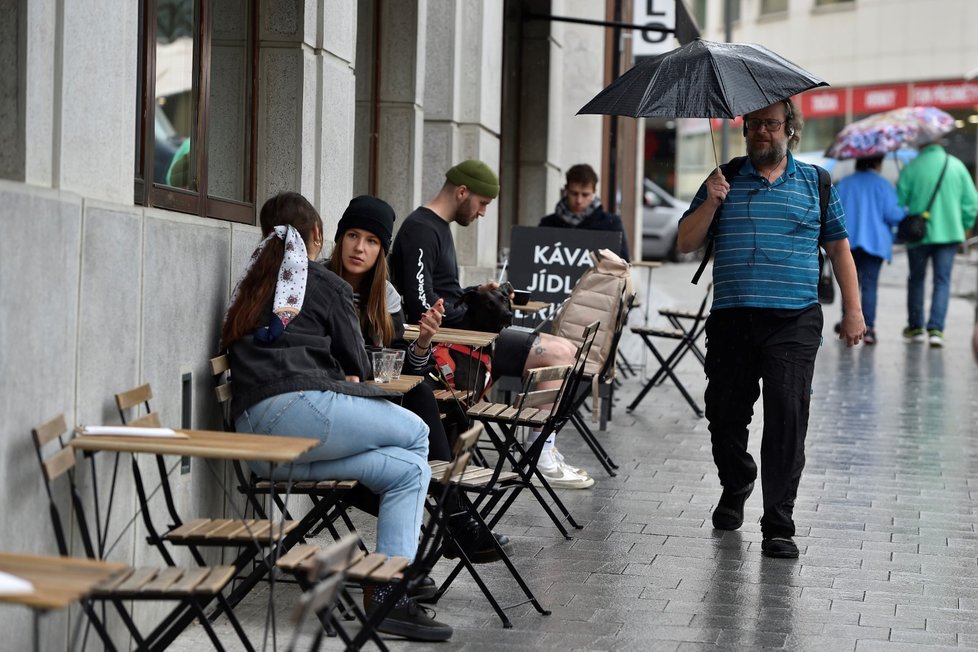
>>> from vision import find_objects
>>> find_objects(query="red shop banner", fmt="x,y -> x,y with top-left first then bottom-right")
796,88 -> 847,117
852,84 -> 908,114
911,80 -> 978,109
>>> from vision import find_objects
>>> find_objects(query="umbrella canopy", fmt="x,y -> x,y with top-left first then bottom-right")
578,38 -> 828,119
824,106 -> 955,160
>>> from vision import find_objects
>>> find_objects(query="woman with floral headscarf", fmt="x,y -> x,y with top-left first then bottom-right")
223,191 -> 451,641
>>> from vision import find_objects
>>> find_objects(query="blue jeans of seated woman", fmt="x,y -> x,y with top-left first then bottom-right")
236,390 -> 430,559
907,243 -> 957,332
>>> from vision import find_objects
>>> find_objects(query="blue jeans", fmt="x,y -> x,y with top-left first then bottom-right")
236,390 -> 430,559
906,243 -> 957,332
852,248 -> 883,328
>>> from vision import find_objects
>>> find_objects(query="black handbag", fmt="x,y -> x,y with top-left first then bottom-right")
896,155 -> 948,244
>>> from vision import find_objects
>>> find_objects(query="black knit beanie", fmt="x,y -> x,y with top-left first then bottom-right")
335,195 -> 395,253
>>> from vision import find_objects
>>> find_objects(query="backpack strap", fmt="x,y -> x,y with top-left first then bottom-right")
691,156 -> 745,285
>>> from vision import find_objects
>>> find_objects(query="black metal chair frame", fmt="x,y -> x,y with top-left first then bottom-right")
626,283 -> 712,417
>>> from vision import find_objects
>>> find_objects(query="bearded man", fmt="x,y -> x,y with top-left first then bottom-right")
676,99 -> 864,559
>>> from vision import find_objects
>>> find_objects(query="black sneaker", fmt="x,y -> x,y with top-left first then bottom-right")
443,516 -> 511,564
711,482 -> 754,530
761,537 -> 799,559
367,596 -> 453,642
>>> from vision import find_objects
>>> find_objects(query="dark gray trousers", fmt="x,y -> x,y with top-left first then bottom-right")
704,305 -> 822,538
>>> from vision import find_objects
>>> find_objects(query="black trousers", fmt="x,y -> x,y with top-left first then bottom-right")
703,305 -> 822,538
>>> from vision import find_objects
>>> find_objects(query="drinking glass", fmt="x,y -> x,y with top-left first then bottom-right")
371,350 -> 397,383
385,348 -> 406,380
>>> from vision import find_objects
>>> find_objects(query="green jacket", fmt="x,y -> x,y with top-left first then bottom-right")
897,144 -> 977,247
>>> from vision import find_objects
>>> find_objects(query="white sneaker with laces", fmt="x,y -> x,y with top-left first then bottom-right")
537,449 -> 595,489
552,446 -> 589,477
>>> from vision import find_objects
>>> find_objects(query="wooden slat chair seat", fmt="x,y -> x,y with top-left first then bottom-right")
427,460 -> 519,489
31,414 -> 254,651
93,564 -> 236,598
276,545 -> 409,585
431,388 -> 474,403
208,355 -> 362,546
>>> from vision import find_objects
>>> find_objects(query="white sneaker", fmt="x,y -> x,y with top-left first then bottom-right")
552,447 -> 590,477
537,449 -> 595,489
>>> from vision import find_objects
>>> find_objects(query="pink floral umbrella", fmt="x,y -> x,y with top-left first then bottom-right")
824,106 -> 955,160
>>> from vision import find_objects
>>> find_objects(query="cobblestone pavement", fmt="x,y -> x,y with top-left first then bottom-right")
172,251 -> 978,651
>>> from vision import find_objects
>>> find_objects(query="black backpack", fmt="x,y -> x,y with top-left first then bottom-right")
691,157 -> 832,284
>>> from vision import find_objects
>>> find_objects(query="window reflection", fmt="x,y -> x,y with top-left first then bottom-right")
155,0 -> 196,190
208,0 -> 253,202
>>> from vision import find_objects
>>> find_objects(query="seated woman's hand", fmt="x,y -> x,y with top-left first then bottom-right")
416,298 -> 445,350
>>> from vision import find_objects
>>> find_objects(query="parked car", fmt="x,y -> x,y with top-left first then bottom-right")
641,178 -> 692,262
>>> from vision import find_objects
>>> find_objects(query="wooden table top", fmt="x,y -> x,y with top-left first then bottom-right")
403,325 -> 498,348
71,428 -> 319,463
368,374 -> 423,393
0,552 -> 128,611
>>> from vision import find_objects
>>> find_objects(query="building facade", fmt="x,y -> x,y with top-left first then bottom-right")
676,0 -> 978,198
0,0 -> 640,646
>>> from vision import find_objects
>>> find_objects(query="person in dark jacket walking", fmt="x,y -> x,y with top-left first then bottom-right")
539,163 -> 630,261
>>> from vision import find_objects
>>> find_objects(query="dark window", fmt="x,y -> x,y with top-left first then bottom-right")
135,0 -> 257,223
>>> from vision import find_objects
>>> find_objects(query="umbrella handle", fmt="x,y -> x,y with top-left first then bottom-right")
709,127 -> 720,169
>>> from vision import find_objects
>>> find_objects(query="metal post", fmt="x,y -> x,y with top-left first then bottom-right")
608,0 -> 623,213
720,0 -> 733,163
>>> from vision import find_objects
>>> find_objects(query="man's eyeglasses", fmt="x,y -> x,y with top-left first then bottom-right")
744,118 -> 786,132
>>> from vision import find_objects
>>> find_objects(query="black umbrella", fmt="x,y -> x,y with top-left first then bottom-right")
578,38 -> 828,119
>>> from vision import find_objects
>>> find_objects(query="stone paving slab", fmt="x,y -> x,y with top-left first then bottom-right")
170,253 -> 978,651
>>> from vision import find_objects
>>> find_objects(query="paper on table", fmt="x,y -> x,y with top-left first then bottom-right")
0,571 -> 34,595
80,425 -> 187,438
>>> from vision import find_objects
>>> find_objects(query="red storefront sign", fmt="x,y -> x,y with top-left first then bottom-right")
911,80 -> 978,109
852,84 -> 908,114
796,88 -> 847,117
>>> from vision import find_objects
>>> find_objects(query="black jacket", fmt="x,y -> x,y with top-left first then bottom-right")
540,208 -> 631,262
228,262 -> 389,419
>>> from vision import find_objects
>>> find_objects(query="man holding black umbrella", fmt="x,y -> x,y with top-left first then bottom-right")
677,98 -> 865,559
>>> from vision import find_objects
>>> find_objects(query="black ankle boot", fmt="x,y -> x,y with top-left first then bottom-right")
443,513 -> 511,564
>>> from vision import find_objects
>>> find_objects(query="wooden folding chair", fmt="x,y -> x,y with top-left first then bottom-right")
627,283 -> 712,417
112,382 -> 331,644
30,414 -> 254,651
209,355 -> 362,547
278,424 -> 488,648
283,534 -> 365,652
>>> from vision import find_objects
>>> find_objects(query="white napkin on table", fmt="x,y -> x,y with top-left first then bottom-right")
0,571 -> 34,595
80,426 -> 183,438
